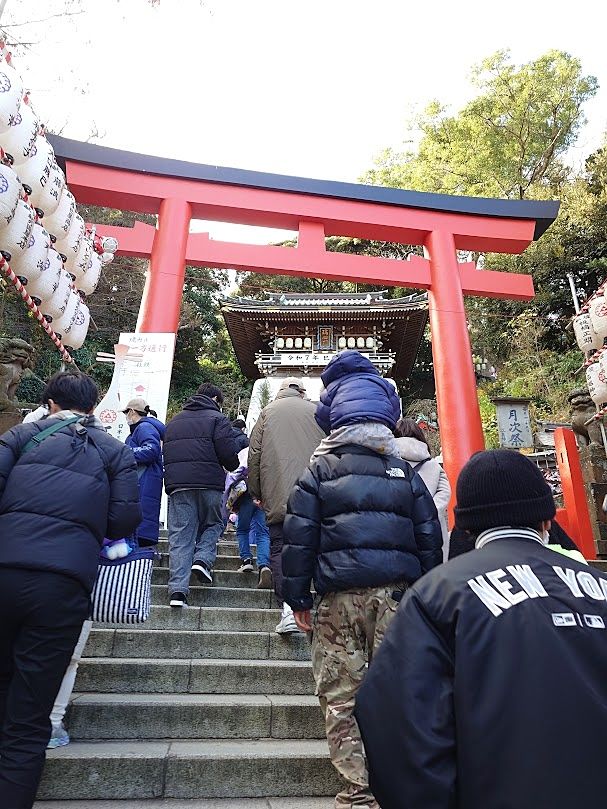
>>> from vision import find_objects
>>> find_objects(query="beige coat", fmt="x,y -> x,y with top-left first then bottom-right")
248,388 -> 324,525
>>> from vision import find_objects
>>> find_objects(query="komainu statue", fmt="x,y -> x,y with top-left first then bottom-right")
569,388 -> 604,447
0,338 -> 34,413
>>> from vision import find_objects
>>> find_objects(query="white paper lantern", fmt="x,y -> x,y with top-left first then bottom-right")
70,235 -> 94,284
573,312 -> 603,352
44,188 -> 76,238
53,293 -> 89,350
60,213 -> 86,267
0,99 -> 37,164
0,162 -> 23,225
0,198 -> 35,260
586,362 -> 607,407
589,295 -> 607,340
76,247 -> 102,295
0,60 -> 24,134
9,221 -> 50,277
41,268 -> 73,318
19,137 -> 64,215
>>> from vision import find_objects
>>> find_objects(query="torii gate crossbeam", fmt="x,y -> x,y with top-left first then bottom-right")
50,135 -> 560,506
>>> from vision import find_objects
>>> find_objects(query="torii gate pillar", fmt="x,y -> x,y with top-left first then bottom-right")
137,197 -> 192,333
426,230 -> 486,480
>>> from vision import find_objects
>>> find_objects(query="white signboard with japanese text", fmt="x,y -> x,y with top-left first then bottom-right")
495,400 -> 533,449
118,332 -> 176,425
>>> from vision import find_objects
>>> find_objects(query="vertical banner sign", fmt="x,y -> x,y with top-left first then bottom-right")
94,344 -> 131,442
493,398 -> 533,449
118,332 -> 176,425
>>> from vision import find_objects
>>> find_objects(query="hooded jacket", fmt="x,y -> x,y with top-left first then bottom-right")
395,436 -> 451,560
126,415 -> 165,543
315,350 -> 400,434
282,443 -> 442,611
248,387 -> 324,525
0,414 -> 141,592
163,395 -> 239,493
355,532 -> 607,809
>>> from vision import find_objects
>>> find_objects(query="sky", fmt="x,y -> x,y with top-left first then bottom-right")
5,0 -> 607,245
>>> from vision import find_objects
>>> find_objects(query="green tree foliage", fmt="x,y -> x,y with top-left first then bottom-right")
363,49 -> 602,441
365,50 -> 598,200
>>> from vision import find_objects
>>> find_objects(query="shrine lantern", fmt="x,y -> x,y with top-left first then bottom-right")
0,59 -> 23,133
0,99 -> 37,164
40,268 -> 72,319
77,247 -> 102,295
586,362 -> 607,407
59,213 -> 86,268
573,312 -> 603,352
52,291 -> 89,349
588,294 -> 607,340
0,198 -> 35,260
18,136 -> 64,216
0,162 -> 22,224
44,187 -> 76,238
9,221 -> 50,276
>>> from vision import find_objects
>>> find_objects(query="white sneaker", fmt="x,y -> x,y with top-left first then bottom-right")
238,559 -> 254,573
275,604 -> 302,634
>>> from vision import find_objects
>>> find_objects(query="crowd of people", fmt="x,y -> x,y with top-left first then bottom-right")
0,349 -> 606,809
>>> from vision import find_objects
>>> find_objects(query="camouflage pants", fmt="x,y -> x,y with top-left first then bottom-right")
311,585 -> 401,809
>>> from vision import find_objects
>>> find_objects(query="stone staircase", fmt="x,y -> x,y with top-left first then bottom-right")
35,530 -> 338,806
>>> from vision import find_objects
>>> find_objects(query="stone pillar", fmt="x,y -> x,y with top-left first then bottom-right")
579,444 -> 607,557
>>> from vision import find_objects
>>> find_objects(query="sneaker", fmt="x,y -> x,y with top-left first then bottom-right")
191,562 -> 213,584
238,559 -> 254,573
257,566 -> 272,589
47,723 -> 70,749
275,604 -> 301,634
169,592 -> 187,608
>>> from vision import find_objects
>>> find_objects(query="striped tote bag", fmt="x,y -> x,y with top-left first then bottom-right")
91,547 -> 155,624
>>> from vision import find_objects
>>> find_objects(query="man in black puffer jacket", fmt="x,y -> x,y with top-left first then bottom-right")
0,371 -> 141,809
163,383 -> 239,606
282,351 -> 442,809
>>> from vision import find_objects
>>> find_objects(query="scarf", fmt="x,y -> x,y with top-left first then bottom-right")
311,422 -> 401,461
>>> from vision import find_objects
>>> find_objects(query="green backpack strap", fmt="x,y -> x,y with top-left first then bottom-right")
20,415 -> 81,457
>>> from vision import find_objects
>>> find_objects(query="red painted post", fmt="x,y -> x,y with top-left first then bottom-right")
425,229 -> 486,514
554,427 -> 596,559
137,197 -> 192,333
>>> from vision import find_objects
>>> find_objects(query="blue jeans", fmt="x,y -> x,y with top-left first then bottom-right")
236,493 -> 270,568
168,489 -> 224,596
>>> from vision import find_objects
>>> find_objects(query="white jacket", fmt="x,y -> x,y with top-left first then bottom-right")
394,436 -> 451,561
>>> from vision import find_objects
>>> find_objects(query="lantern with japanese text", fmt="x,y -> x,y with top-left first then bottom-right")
44,187 -> 76,238
0,99 -> 37,164
589,294 -> 607,340
573,311 -> 603,353
9,221 -> 50,277
0,59 -> 23,133
18,136 -> 64,216
0,162 -> 22,224
0,198 -> 35,260
77,247 -> 102,295
586,362 -> 607,407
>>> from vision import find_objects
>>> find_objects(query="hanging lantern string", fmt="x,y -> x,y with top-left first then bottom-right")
0,255 -> 74,364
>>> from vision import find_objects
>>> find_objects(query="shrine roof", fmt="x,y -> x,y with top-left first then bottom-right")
49,135 -> 559,240
220,291 -> 428,380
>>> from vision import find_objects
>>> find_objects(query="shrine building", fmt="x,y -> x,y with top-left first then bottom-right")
220,290 -> 428,428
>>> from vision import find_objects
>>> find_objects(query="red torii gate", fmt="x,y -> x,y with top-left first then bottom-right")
51,135 -> 564,518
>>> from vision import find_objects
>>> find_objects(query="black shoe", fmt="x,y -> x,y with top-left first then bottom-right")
257,566 -> 273,589
238,559 -> 254,573
169,592 -> 187,608
191,562 -> 213,584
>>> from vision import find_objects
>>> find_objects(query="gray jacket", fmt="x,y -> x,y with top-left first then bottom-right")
248,388 -> 324,525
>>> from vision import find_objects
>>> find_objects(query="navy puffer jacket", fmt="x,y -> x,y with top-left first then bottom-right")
0,416 -> 141,592
126,416 -> 165,543
315,351 -> 400,434
164,395 -> 239,493
282,444 -> 442,612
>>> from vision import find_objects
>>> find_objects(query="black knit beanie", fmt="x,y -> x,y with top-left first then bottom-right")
454,449 -> 556,533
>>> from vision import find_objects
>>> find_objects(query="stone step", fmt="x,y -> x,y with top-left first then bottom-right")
38,739 -> 339,800
156,540 -> 247,557
153,568 -> 268,589
76,658 -> 315,695
67,693 -> 324,741
35,798 -> 333,808
151,585 -> 274,609
157,553 -> 260,572
86,629 -> 311,661
101,606 -> 281,633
